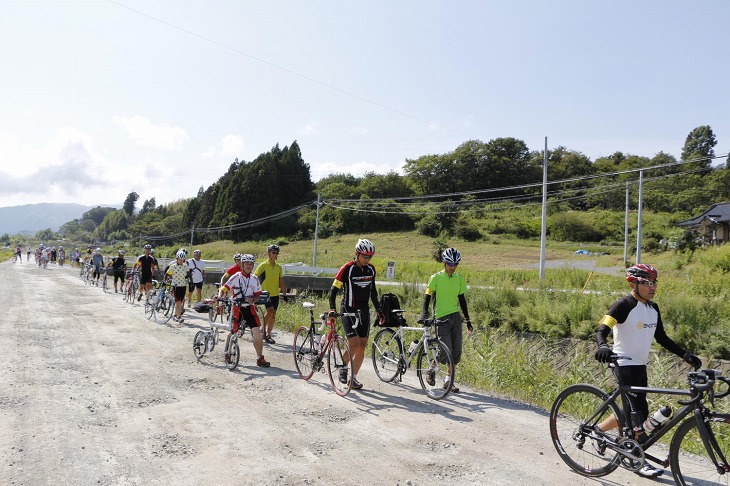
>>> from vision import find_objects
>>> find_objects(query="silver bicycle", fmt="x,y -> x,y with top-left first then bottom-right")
371,314 -> 455,400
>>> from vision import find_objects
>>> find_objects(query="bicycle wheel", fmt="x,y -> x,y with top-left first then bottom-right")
549,384 -> 624,477
158,294 -> 175,324
292,326 -> 317,380
224,335 -> 239,371
416,339 -> 454,400
327,335 -> 352,397
371,328 -> 401,383
144,292 -> 156,320
193,331 -> 207,360
669,413 -> 730,486
102,273 -> 109,292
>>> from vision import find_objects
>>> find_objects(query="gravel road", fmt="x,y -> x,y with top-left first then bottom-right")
1,260 -> 655,486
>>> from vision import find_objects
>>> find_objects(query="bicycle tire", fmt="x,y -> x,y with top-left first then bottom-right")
161,294 -> 175,324
292,326 -> 317,380
327,335 -> 352,397
416,339 -> 454,400
549,384 -> 624,477
224,335 -> 240,371
144,293 -> 156,320
371,328 -> 401,383
193,331 -> 207,360
669,413 -> 730,486
102,273 -> 109,292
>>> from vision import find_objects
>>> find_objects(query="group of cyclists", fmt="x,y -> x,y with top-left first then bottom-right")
12,244 -> 68,268
11,235 -> 710,481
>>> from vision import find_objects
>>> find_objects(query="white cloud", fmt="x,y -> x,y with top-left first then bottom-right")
220,135 -> 245,158
309,158 -> 400,182
114,115 -> 188,151
298,123 -> 320,136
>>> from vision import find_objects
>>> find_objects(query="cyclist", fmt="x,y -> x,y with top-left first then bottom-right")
58,246 -> 65,267
108,250 -> 127,293
254,244 -> 288,344
92,248 -> 105,285
216,254 -> 270,368
134,244 -> 159,302
14,245 -> 22,263
51,247 -> 57,264
40,245 -> 51,268
419,247 -> 474,394
328,238 -> 383,390
594,263 -> 702,479
220,253 -> 244,286
166,250 -> 189,323
26,248 -> 31,262
186,249 -> 206,308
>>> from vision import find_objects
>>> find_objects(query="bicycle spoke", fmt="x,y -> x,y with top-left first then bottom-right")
417,339 -> 453,400
292,327 -> 317,380
670,414 -> 730,486
327,335 -> 352,397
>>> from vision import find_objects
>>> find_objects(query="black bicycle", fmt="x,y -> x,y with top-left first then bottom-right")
549,355 -> 730,485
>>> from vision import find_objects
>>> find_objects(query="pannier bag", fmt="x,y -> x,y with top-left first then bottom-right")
377,292 -> 406,327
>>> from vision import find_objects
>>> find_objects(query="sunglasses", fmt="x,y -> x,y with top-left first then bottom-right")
640,280 -> 658,287
359,254 -> 372,260
446,262 -> 459,267
270,251 -> 279,254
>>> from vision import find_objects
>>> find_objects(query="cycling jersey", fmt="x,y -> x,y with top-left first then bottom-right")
329,260 -> 378,309
425,270 -> 467,319
254,260 -> 284,297
136,254 -> 158,277
599,294 -> 684,366
223,271 -> 261,300
111,256 -> 126,272
166,260 -> 189,287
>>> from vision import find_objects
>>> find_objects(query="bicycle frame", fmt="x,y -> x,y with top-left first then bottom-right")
388,324 -> 439,376
586,366 -> 729,469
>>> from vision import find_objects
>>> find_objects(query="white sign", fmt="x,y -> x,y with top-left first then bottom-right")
386,261 -> 396,280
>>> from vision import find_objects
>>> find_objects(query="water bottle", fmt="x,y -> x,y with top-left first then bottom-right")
408,339 -> 418,355
643,406 -> 672,433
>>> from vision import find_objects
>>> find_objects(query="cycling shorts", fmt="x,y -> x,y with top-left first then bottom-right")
614,364 -> 649,423
113,270 -> 125,283
264,296 -> 280,310
341,304 -> 370,339
188,281 -> 203,292
172,286 -> 187,303
232,305 -> 260,333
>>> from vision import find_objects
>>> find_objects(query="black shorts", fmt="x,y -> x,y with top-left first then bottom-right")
173,286 -> 187,303
140,273 -> 153,285
341,304 -> 370,339
188,281 -> 203,292
233,305 -> 260,332
614,365 -> 649,424
264,296 -> 280,310
113,270 -> 125,283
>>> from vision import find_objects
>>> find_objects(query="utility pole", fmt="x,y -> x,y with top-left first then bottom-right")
623,183 -> 629,266
636,170 -> 644,264
312,195 -> 321,266
539,137 -> 548,280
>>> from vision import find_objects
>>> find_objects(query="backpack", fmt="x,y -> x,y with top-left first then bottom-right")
377,292 -> 406,327
193,301 -> 211,313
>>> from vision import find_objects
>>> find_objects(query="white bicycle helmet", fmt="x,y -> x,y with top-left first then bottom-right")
355,238 -> 375,256
95,248 -> 102,254
441,247 -> 461,265
240,254 -> 255,263
233,253 -> 243,260
175,250 -> 186,259
143,244 -> 152,250
118,249 -> 125,255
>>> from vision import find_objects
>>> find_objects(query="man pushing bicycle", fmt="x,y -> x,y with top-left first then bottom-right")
593,263 -> 702,479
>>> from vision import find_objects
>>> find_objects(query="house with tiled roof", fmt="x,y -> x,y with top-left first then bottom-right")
676,202 -> 730,245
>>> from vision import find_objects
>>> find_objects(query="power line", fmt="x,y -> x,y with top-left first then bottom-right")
103,0 -> 472,139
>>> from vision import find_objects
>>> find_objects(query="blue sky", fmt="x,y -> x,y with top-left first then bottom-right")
1,0 -> 728,209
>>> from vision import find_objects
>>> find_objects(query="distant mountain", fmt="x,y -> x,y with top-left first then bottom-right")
0,203 -> 98,235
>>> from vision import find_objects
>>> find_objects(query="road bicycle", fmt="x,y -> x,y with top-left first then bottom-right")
292,302 -> 354,397
193,293 -> 269,371
371,315 -> 455,400
549,354 -> 730,485
101,267 -> 110,293
144,279 -> 175,324
123,270 -> 140,304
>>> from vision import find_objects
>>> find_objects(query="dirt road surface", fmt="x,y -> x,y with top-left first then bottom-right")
1,260 -> 653,486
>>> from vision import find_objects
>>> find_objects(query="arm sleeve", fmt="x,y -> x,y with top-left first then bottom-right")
458,294 -> 470,321
370,283 -> 379,310
421,294 -> 432,317
596,324 -> 611,347
328,286 -> 339,310
653,313 -> 686,357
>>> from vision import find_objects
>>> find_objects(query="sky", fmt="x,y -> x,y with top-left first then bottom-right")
1,0 -> 729,210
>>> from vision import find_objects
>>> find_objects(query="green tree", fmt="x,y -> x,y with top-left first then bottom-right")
35,228 -> 56,242
139,198 -> 156,217
123,192 -> 139,216
681,125 -> 717,169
